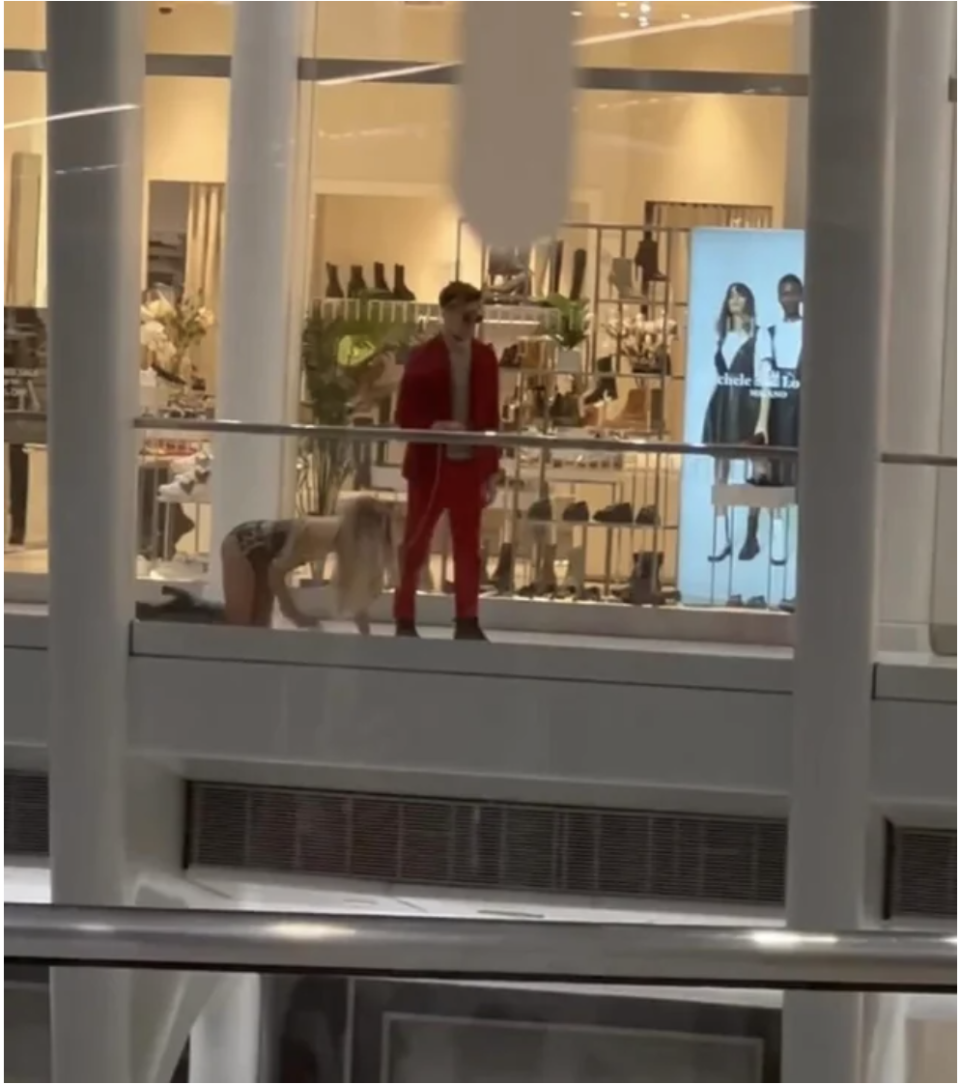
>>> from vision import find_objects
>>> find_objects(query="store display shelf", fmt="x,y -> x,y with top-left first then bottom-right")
318,298 -> 557,330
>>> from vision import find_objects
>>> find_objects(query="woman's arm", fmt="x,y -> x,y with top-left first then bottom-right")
268,525 -> 318,629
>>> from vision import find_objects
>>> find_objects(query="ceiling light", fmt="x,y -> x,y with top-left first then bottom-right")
681,11 -> 692,19
572,7 -> 583,14
640,2 -> 652,11
619,10 -> 631,18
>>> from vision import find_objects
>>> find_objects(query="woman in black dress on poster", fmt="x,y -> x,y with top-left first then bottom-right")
701,282 -> 760,562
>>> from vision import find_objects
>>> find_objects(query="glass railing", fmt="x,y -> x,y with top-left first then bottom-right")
4,415 -> 956,653
5,905 -> 956,1081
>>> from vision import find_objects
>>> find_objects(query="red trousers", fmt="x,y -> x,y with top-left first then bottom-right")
395,462 -> 485,623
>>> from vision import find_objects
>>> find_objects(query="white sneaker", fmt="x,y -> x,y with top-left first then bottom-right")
159,466 -> 211,503
171,450 -> 212,477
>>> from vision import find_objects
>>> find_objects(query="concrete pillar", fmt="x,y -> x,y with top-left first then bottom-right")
208,2 -> 301,597
878,2 -> 955,652
45,3 -> 144,1079
781,3 -> 895,1081
930,117 -> 957,657
190,975 -> 262,1083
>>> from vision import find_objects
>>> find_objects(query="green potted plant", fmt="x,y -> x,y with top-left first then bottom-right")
299,301 -> 413,514
544,293 -> 590,373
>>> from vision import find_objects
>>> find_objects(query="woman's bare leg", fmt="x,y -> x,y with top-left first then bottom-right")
354,610 -> 372,636
221,534 -> 257,625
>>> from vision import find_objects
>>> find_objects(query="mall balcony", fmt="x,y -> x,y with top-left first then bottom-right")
3,1 -> 957,1081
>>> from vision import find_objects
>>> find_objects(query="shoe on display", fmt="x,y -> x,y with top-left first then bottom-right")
780,598 -> 796,614
499,344 -> 521,370
562,501 -> 590,523
454,617 -> 488,642
171,449 -> 212,477
526,498 -> 553,522
159,466 -> 210,503
594,502 -> 634,525
634,236 -> 667,284
569,247 -> 588,302
549,239 -> 564,295
371,262 -> 392,297
347,266 -> 368,298
395,621 -> 420,638
583,355 -> 619,407
746,595 -> 769,610
635,505 -> 660,526
325,263 -> 345,300
739,533 -> 761,562
489,542 -> 515,594
622,550 -> 665,605
393,264 -> 416,301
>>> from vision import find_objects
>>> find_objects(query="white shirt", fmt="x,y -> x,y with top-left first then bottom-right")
445,335 -> 473,460
769,318 -> 803,372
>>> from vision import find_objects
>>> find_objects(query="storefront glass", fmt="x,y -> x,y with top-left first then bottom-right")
309,1 -> 802,76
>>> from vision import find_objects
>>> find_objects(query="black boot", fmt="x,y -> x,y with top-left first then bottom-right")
583,355 -> 618,406
347,266 -> 367,298
549,240 -> 565,295
393,264 -> 416,301
569,247 -> 588,301
372,262 -> 391,297
325,264 -> 344,299
739,510 -> 761,561
395,620 -> 420,638
490,543 -> 514,594
454,617 -> 488,642
634,235 -> 667,284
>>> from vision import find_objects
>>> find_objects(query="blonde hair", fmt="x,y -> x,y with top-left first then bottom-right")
332,496 -> 396,616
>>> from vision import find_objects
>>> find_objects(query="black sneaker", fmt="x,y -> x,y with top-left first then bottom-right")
594,502 -> 634,525
526,499 -> 553,522
562,501 -> 590,523
395,621 -> 420,638
454,618 -> 488,642
635,505 -> 660,527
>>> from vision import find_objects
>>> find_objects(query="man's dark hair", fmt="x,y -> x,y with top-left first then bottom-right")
439,280 -> 482,309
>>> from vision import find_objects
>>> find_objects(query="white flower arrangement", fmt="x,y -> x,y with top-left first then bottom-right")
140,292 -> 215,382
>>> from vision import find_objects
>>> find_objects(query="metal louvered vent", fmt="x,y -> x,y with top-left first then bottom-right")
5,770 -> 49,857
885,824 -> 957,920
187,783 -> 787,908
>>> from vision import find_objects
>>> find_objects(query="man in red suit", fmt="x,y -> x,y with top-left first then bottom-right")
394,281 -> 500,640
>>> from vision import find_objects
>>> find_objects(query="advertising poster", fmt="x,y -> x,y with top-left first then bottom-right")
678,228 -> 805,610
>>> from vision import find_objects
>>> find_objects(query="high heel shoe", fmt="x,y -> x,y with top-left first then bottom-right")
708,543 -> 733,563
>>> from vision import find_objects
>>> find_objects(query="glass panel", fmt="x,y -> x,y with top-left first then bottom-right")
309,1 -> 803,76
5,71 -> 47,571
4,965 -> 955,1082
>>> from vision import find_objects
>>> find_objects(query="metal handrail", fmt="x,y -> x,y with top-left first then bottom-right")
4,905 -> 956,992
7,411 -> 958,468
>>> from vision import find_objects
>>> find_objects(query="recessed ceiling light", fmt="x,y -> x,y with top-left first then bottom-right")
640,2 -> 652,11
619,10 -> 631,18
681,11 -> 692,19
572,7 -> 583,14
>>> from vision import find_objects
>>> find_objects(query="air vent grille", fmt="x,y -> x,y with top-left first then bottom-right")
188,783 -> 788,908
885,825 -> 956,920
4,770 -> 49,857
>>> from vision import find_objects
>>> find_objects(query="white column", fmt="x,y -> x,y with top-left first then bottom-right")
783,8 -> 810,228
45,3 -> 143,1080
930,123 -> 957,655
877,2 -> 955,651
208,2 -> 300,597
190,975 -> 262,1083
782,4 -> 895,1083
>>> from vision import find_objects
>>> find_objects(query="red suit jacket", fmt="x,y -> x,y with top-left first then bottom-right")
395,335 -> 501,484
